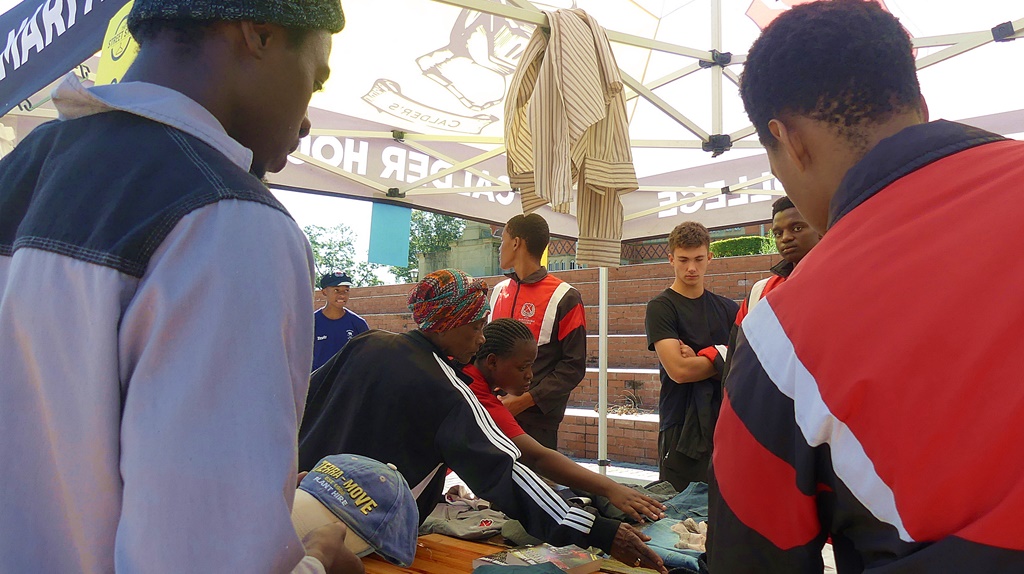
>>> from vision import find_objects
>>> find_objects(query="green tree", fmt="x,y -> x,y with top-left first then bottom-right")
390,210 -> 466,283
303,223 -> 383,287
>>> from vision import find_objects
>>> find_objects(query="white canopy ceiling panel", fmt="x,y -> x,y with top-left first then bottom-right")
3,0 -> 1021,240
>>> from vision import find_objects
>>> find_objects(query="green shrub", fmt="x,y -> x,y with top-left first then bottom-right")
709,235 -> 775,257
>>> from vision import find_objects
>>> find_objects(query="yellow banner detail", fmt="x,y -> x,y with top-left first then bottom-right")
95,1 -> 137,85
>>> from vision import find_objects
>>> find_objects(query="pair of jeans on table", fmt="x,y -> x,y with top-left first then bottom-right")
639,482 -> 709,572
574,479 -> 678,523
501,481 -> 710,571
564,480 -> 708,570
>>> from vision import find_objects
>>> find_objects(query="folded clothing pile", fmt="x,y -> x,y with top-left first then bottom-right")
670,518 -> 707,552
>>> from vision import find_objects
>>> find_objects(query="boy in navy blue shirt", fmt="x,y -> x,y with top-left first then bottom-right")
313,272 -> 369,371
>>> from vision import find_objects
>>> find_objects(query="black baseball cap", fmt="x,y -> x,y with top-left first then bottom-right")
320,271 -> 352,289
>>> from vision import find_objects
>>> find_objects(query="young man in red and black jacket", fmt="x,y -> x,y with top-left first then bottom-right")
489,214 -> 587,450
737,196 -> 819,326
710,1 -> 1024,571
720,196 -> 819,383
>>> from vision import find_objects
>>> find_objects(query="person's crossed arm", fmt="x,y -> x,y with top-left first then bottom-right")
653,339 -> 717,384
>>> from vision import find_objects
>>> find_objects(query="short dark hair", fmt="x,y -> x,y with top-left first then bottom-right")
127,0 -> 345,37
741,0 -> 921,150
771,196 -> 796,217
504,214 -> 550,259
668,221 -> 710,252
475,319 -> 535,362
131,18 -> 312,51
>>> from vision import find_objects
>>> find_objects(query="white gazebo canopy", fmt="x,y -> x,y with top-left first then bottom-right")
263,0 -> 1024,240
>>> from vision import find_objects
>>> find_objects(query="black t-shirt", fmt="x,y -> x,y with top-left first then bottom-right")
645,288 -> 738,430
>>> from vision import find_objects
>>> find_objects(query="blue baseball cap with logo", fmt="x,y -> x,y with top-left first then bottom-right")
292,454 -> 418,567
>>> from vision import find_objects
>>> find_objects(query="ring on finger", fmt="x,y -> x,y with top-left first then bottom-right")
633,558 -> 641,567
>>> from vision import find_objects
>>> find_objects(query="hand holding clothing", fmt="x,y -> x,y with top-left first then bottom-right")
606,484 -> 667,524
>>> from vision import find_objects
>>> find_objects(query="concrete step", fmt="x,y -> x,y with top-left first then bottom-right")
340,254 -> 781,314
584,303 -> 648,336
347,269 -> 769,317
567,269 -> 776,306
357,312 -> 665,359
356,276 -> 770,335
359,304 -> 652,337
585,334 -> 657,369
350,293 -> 417,315
359,313 -> 417,335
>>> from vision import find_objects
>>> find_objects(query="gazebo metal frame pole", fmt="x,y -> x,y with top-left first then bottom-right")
598,266 -> 609,475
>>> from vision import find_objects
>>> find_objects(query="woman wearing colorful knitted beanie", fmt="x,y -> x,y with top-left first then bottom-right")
299,269 -> 666,573
406,268 -> 490,363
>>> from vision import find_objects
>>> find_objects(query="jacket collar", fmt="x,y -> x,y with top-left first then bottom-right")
828,120 -> 1004,230
52,73 -> 253,172
505,267 -> 548,284
770,258 -> 795,278
407,330 -> 469,371
408,329 -> 442,354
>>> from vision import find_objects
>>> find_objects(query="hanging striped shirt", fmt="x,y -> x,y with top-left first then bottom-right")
504,9 -> 638,267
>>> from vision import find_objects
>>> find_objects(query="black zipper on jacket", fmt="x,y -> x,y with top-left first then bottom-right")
510,279 -> 522,316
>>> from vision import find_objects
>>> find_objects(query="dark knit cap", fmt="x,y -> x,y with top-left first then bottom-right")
128,0 -> 346,35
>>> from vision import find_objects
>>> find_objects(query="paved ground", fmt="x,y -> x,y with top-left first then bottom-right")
572,458 -> 659,485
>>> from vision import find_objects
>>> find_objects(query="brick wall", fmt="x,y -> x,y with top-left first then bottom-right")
557,409 -> 660,466
570,369 -> 662,410
322,254 -> 781,311
585,335 -> 656,369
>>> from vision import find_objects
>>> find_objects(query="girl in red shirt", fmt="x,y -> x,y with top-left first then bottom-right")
464,319 -> 666,524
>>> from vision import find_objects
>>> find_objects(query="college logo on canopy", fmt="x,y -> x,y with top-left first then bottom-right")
361,1 -> 575,135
